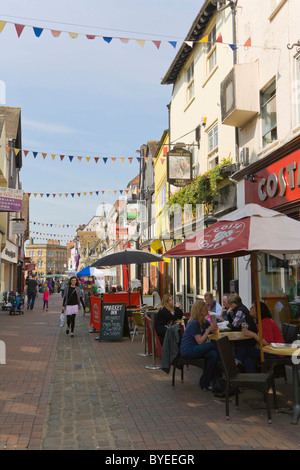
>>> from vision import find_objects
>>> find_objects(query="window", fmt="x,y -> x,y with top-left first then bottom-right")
261,80 -> 277,148
296,56 -> 300,126
186,61 -> 194,103
207,124 -> 219,169
207,25 -> 216,75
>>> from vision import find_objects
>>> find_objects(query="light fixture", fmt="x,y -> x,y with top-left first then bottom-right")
161,238 -> 175,252
287,40 -> 300,52
204,212 -> 217,228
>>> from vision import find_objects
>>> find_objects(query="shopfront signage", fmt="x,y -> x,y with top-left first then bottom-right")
1,240 -> 18,263
245,149 -> 300,208
167,147 -> 192,187
0,187 -> 23,212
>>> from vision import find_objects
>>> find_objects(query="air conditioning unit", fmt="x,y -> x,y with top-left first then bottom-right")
221,63 -> 259,127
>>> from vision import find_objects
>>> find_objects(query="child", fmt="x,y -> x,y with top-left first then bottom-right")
43,286 -> 49,311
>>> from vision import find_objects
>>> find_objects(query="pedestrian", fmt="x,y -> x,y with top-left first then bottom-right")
43,286 -> 49,311
26,273 -> 38,310
62,276 -> 85,338
60,279 -> 66,298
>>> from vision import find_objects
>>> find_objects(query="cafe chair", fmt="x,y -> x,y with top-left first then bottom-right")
131,311 -> 144,342
161,324 -> 206,390
216,336 -> 278,424
282,323 -> 298,344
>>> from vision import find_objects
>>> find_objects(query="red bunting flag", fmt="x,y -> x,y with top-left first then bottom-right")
60,155 -> 65,161
215,32 -> 223,43
24,150 -> 29,157
15,24 -> 25,37
153,41 -> 161,50
128,158 -> 133,163
94,157 -> 99,163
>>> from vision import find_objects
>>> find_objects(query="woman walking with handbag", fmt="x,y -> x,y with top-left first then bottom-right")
62,276 -> 85,337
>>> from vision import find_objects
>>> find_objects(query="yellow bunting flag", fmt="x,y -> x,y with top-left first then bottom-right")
199,35 -> 208,43
0,21 -> 6,33
51,154 -> 56,160
69,32 -> 79,39
120,158 -> 124,163
86,157 -> 91,163
136,39 -> 145,48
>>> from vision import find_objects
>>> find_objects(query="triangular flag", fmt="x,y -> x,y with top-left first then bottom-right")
27,193 -> 31,197
244,37 -> 251,47
53,194 -> 56,198
33,193 -> 38,198
103,158 -> 108,164
51,30 -> 61,37
33,27 -> 43,37
111,158 -> 116,163
33,152 -> 38,158
0,21 -> 7,33
160,158 -> 165,165
101,191 -> 105,194
120,158 -> 124,163
103,37 -> 113,43
107,190 -> 111,195
86,157 -> 91,163
77,156 -> 82,162
229,44 -> 238,51
136,39 -> 145,48
71,193 -> 75,197
69,156 -> 74,162
128,157 -> 133,163
89,192 -> 93,196
184,41 -> 193,48
40,194 -> 44,198
60,155 -> 65,161
5,146 -> 9,154
215,32 -> 223,43
168,41 -> 177,48
200,35 -> 208,43
86,35 -> 96,40
83,192 -> 87,196
65,194 -> 68,197
94,157 -> 99,164
59,194 -> 62,198
69,32 -> 79,39
51,154 -> 56,160
120,190 -> 123,195
14,148 -> 20,156
136,156 -> 141,163
120,38 -> 129,44
152,41 -> 161,50
15,24 -> 25,37
113,190 -> 117,195
24,150 -> 29,157
95,191 -> 99,195
46,194 -> 50,198
42,153 -> 47,159
77,193 -> 81,197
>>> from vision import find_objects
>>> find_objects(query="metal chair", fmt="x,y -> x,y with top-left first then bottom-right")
282,323 -> 298,344
216,336 -> 278,424
131,311 -> 144,342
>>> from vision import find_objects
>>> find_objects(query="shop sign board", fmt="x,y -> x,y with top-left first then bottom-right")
0,187 -> 23,212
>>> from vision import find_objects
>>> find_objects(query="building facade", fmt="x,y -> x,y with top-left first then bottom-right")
25,239 -> 68,277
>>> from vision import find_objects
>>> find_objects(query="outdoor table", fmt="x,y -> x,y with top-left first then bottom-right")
264,345 -> 300,424
208,330 -> 252,354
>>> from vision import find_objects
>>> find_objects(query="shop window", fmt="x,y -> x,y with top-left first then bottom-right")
261,80 -> 277,148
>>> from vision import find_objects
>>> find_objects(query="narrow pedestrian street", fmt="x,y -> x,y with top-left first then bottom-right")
0,293 -> 300,451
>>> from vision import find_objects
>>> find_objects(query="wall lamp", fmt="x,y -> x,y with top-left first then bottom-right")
243,174 -> 256,183
287,40 -> 300,52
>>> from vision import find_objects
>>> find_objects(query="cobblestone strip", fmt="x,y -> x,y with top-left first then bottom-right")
40,313 -> 133,450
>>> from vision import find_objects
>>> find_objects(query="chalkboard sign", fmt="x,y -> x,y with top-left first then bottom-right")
100,302 -> 127,341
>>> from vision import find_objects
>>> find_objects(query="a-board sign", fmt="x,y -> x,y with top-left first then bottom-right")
100,302 -> 127,341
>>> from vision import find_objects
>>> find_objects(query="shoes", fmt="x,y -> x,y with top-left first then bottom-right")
66,329 -> 69,335
70,333 -> 74,338
27,305 -> 30,310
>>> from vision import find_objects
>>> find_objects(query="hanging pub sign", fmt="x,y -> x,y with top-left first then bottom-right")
167,146 -> 192,187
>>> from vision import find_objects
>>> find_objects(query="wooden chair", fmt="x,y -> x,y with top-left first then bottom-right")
216,336 -> 278,424
131,311 -> 144,342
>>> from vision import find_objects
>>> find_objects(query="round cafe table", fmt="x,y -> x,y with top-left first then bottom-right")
264,345 -> 300,424
208,330 -> 251,341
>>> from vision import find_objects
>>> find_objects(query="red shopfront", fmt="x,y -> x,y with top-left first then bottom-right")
242,143 -> 300,325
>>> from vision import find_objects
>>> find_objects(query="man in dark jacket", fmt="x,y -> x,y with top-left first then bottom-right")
26,273 -> 38,310
227,293 -> 257,333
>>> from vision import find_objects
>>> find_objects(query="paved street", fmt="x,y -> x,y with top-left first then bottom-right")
0,293 -> 300,451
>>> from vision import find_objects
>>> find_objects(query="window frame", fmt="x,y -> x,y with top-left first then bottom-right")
261,80 -> 277,148
207,122 -> 219,169
186,60 -> 195,105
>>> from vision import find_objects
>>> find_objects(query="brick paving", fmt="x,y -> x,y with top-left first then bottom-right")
0,293 -> 300,450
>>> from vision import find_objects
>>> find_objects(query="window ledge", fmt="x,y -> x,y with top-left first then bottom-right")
184,96 -> 195,112
202,65 -> 218,88
257,139 -> 279,158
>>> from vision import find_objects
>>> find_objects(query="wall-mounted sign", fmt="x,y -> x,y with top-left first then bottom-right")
12,222 -> 25,234
167,148 -> 192,187
0,187 -> 23,212
245,149 -> 300,208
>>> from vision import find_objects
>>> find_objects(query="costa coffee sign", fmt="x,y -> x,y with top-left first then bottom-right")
245,150 -> 300,208
198,222 -> 246,251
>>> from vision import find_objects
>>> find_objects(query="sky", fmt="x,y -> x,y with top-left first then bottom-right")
0,0 -> 204,243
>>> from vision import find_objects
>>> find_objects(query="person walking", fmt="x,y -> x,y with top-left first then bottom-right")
26,273 -> 38,310
43,286 -> 49,311
62,276 -> 85,338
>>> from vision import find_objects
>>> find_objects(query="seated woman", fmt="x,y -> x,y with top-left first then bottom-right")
154,294 -> 183,345
237,301 -> 285,372
180,300 -> 221,391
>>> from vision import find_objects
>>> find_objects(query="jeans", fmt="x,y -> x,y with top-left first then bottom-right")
27,292 -> 36,310
235,344 -> 281,373
181,342 -> 221,388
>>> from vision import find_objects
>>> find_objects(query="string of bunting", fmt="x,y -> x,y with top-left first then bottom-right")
30,220 -> 104,228
0,19 -> 279,51
25,188 -> 143,198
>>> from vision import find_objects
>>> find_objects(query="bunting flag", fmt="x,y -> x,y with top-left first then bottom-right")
215,32 -> 223,43
25,187 -> 137,198
0,19 -> 179,49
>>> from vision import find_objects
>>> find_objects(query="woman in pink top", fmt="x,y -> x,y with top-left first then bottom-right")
43,286 -> 49,311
